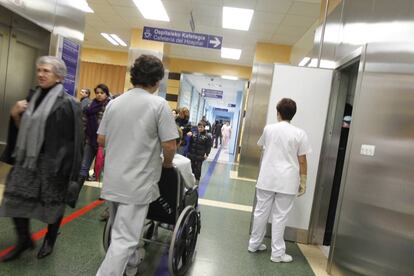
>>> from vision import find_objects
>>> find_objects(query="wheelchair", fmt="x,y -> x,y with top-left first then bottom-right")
102,167 -> 201,275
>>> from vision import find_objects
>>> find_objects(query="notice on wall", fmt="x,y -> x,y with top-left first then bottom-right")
57,37 -> 80,96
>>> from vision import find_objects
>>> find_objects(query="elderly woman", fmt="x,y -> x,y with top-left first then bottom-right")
79,83 -> 110,182
0,56 -> 83,261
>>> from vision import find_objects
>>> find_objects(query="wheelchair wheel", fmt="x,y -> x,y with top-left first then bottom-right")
103,219 -> 112,252
168,206 -> 200,275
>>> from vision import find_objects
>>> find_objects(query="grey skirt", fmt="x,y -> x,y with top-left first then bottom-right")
0,155 -> 68,224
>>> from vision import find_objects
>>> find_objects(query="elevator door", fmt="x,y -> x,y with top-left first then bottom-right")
0,10 -> 49,144
0,24 -> 11,144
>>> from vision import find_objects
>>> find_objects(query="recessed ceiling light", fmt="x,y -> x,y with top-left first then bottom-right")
222,7 -> 254,31
222,75 -> 238,80
221,47 -> 242,60
133,0 -> 170,22
110,34 -> 127,47
298,57 -> 310,66
70,0 -> 94,13
101,33 -> 119,46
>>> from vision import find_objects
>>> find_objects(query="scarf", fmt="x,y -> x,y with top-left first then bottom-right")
85,99 -> 106,147
14,83 -> 64,169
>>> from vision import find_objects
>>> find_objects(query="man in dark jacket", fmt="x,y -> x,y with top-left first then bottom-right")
213,120 -> 223,148
187,122 -> 212,181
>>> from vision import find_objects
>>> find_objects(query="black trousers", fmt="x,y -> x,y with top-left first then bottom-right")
214,135 -> 222,148
190,160 -> 203,180
13,216 -> 63,243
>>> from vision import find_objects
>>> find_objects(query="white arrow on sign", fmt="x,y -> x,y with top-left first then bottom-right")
209,37 -> 221,48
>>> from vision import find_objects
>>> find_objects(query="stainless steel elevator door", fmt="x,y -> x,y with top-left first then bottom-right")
0,24 -> 11,143
0,10 -> 50,144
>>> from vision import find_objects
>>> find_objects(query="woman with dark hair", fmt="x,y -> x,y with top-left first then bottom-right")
0,56 -> 83,261
79,83 -> 110,181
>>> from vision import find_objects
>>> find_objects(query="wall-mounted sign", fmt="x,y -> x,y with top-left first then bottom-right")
58,37 -> 80,96
143,26 -> 222,50
214,107 -> 228,112
228,103 -> 236,107
201,88 -> 223,99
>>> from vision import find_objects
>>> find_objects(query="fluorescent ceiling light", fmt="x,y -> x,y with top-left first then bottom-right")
221,47 -> 242,60
70,1 -> 94,13
298,57 -> 310,66
133,0 -> 170,21
110,34 -> 127,47
222,75 -> 238,80
222,7 -> 254,31
308,58 -> 318,67
101,33 -> 119,46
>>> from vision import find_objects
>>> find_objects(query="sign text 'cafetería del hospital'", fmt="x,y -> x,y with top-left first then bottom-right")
142,26 -> 223,50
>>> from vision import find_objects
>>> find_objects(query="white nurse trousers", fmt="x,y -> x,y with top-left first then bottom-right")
248,188 -> 295,258
96,201 -> 149,276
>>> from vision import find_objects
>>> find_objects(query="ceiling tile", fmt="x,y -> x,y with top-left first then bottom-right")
288,1 -> 320,17
271,34 -> 299,45
162,0 -> 193,14
85,13 -> 107,27
112,6 -> 143,20
195,15 -> 222,28
106,0 -> 135,7
192,4 -> 222,19
253,11 -> 285,25
280,14 -> 316,27
275,24 -> 310,37
256,0 -> 293,13
83,0 -> 319,66
191,0 -> 223,6
223,0 -> 257,9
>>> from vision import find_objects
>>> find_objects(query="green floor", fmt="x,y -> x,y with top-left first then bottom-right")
0,160 -> 315,276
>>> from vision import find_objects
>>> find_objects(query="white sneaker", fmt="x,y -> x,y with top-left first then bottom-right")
248,244 -> 267,253
271,254 -> 293,263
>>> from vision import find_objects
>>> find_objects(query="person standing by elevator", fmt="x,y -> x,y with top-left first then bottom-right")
0,56 -> 83,261
248,98 -> 311,263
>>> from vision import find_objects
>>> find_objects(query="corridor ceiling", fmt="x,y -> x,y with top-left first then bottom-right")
84,0 -> 321,66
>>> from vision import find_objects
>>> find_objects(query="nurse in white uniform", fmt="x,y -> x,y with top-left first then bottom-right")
248,98 -> 311,263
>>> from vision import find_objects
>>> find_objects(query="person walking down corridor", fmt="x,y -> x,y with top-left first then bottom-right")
0,56 -> 83,261
187,122 -> 212,181
79,84 -> 110,182
248,98 -> 311,263
96,55 -> 178,276
213,120 -> 222,148
221,121 -> 232,149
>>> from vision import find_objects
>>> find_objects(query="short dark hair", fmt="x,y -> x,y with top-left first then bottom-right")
276,98 -> 297,120
95,83 -> 110,96
130,55 -> 164,87
198,121 -> 206,127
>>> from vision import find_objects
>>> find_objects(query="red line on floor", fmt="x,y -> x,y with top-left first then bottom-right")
0,199 -> 105,259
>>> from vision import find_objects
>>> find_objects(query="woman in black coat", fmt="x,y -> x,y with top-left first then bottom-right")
0,56 -> 83,261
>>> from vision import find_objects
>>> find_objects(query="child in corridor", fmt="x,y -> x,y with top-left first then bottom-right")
186,122 -> 212,181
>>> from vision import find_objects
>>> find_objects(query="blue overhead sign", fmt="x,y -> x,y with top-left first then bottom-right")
143,26 -> 222,49
201,88 -> 223,99
214,107 -> 228,112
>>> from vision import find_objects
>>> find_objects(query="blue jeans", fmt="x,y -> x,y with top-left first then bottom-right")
80,143 -> 97,177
